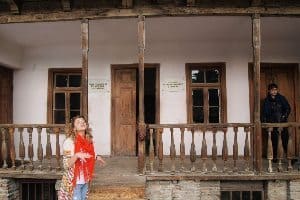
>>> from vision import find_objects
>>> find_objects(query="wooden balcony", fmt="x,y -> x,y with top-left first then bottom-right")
0,123 -> 299,181
145,122 -> 300,178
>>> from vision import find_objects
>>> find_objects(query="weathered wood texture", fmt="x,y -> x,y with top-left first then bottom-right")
146,122 -> 300,174
252,13 -> 262,172
81,19 -> 89,120
0,6 -> 300,24
138,15 -> 146,174
0,124 -> 65,173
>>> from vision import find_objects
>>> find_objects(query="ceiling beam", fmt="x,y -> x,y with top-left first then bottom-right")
186,0 -> 195,7
122,0 -> 133,8
6,0 -> 19,14
0,6 -> 300,24
61,0 -> 71,11
251,0 -> 261,7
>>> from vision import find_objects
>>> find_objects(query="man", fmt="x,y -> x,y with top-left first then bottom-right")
262,83 -> 291,161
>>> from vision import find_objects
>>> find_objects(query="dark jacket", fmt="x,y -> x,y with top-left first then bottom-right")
262,93 -> 291,123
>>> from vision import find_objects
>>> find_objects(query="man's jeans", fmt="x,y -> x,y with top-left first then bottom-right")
73,183 -> 88,200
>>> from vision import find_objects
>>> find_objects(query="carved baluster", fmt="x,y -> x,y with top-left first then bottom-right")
201,128 -> 207,172
212,128 -> 218,172
37,127 -> 43,170
158,128 -> 164,172
8,128 -> 16,169
18,128 -> 25,169
46,128 -> 52,171
233,126 -> 238,172
149,129 -> 155,173
267,127 -> 274,172
27,127 -> 34,170
222,127 -> 228,172
287,127 -> 294,171
180,127 -> 185,171
170,128 -> 176,173
244,126 -> 251,172
1,128 -> 8,168
277,127 -> 284,172
190,128 -> 196,172
54,127 -> 61,171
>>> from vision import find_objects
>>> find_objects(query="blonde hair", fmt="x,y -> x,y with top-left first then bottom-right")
66,115 -> 93,142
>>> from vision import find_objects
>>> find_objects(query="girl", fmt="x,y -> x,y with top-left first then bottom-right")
59,116 -> 105,200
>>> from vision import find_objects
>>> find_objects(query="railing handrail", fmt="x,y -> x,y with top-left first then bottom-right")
261,122 -> 300,128
148,123 -> 254,129
0,124 -> 66,128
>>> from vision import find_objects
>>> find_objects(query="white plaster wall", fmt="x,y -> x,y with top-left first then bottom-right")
0,38 -> 23,68
10,16 -> 300,157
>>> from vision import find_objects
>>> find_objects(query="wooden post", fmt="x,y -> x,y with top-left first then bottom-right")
81,19 -> 89,120
137,15 -> 146,174
252,13 -> 262,172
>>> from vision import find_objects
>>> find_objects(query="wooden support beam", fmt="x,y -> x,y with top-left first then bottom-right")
6,0 -> 19,14
1,7 -> 300,24
137,15 -> 146,174
122,0 -> 133,8
252,13 -> 262,172
61,0 -> 71,12
251,0 -> 261,7
186,0 -> 195,7
81,19 -> 89,120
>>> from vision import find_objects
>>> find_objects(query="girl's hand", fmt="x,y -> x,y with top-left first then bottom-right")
96,155 -> 106,166
76,152 -> 92,162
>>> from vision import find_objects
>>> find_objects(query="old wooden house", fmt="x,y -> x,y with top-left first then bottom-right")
0,0 -> 299,199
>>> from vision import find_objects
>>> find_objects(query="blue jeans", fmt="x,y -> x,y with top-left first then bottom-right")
73,183 -> 88,200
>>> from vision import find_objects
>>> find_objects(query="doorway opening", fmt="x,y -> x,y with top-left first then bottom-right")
111,64 -> 159,156
249,63 -> 299,158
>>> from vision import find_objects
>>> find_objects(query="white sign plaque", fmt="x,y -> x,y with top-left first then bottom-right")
162,80 -> 185,92
88,79 -> 110,93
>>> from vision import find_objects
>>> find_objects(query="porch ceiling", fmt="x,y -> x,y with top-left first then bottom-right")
0,16 -> 299,48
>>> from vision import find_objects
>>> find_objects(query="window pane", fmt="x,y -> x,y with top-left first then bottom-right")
242,191 -> 250,200
54,110 -> 65,124
55,74 -> 67,87
252,191 -> 262,200
232,191 -> 240,200
209,107 -> 220,123
192,89 -> 204,106
221,191 -> 230,200
191,69 -> 204,83
206,69 -> 219,83
55,93 -> 65,109
70,111 -> 81,120
70,93 -> 81,109
69,75 -> 81,87
193,107 -> 204,123
209,89 -> 219,106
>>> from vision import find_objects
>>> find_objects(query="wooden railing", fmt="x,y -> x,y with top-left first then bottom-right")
0,124 -> 65,171
146,123 -> 254,174
261,122 -> 300,173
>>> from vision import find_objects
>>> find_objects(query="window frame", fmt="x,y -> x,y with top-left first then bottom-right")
186,63 -> 227,124
47,68 -> 82,124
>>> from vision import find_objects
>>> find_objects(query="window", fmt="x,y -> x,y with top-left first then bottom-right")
20,179 -> 57,200
186,63 -> 227,123
220,181 -> 265,200
47,69 -> 82,124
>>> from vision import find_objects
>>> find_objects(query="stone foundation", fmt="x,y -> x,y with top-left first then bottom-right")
0,178 -> 20,200
145,180 -> 220,200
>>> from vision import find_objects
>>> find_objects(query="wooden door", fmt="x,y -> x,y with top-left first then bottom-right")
250,63 -> 299,157
0,66 -> 13,123
112,68 -> 136,156
260,64 -> 297,156
0,66 -> 13,163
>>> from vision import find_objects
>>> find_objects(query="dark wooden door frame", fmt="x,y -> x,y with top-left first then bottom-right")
248,63 -> 300,156
111,63 -> 160,156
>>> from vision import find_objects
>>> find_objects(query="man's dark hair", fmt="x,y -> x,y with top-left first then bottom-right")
268,83 -> 278,90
